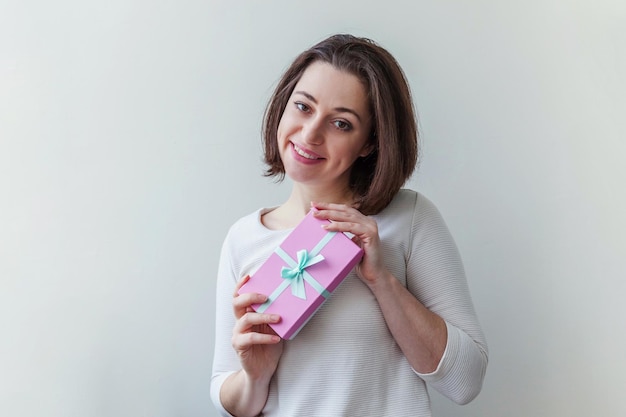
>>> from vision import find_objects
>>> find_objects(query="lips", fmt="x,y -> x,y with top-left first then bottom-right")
292,143 -> 323,160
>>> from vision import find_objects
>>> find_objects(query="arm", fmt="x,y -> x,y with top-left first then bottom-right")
210,234 -> 283,417
403,196 -> 488,403
312,202 -> 446,373
219,276 -> 283,417
366,270 -> 447,374
313,197 -> 487,404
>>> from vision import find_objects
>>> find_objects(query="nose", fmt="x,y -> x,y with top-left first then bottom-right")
301,117 -> 324,146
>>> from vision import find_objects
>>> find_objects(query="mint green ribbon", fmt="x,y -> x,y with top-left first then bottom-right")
257,231 -> 336,313
280,250 -> 325,299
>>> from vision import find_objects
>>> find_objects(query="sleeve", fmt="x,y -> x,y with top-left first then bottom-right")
407,194 -> 489,405
210,229 -> 239,417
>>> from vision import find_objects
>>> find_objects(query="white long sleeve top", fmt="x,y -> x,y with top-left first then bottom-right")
211,190 -> 488,416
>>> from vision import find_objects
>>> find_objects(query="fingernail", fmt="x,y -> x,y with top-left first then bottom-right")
270,314 -> 280,322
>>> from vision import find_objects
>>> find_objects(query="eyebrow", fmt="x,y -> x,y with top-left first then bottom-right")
294,91 -> 363,122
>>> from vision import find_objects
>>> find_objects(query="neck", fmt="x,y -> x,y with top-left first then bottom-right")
285,183 -> 355,214
262,183 -> 355,230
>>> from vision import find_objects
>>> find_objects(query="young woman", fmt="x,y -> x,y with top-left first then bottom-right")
211,34 -> 488,416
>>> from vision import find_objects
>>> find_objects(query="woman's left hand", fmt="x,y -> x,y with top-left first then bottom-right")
311,202 -> 387,286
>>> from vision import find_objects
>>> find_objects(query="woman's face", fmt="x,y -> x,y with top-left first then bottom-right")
277,61 -> 372,191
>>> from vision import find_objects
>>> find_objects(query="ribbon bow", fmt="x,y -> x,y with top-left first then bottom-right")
280,249 -> 325,299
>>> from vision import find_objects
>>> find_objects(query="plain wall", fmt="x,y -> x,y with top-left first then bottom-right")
1,1 -> 625,416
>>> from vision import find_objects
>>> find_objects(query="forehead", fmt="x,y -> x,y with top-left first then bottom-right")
294,61 -> 369,113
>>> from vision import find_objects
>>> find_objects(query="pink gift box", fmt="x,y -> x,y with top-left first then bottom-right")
238,210 -> 363,340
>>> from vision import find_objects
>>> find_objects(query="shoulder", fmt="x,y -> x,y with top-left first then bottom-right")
226,208 -> 265,237
378,189 -> 443,224
373,189 -> 446,247
221,206 -> 288,253
377,189 -> 454,252
221,208 -> 269,252
220,207 -> 289,279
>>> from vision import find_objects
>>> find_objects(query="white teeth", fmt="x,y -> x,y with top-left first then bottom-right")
294,144 -> 319,160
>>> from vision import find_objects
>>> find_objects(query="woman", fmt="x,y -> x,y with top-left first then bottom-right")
211,34 -> 488,416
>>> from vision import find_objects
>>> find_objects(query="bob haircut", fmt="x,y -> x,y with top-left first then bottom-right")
263,34 -> 418,215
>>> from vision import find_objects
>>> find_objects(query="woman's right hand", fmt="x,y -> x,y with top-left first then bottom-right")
231,275 -> 284,382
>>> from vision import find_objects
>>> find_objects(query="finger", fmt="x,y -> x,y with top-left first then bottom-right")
235,311 -> 281,333
311,202 -> 359,216
233,292 -> 269,319
233,275 -> 251,297
311,201 -> 357,210
321,220 -> 360,233
322,219 -> 375,237
233,292 -> 268,310
324,221 -> 381,252
311,204 -> 361,222
232,331 -> 282,350
312,207 -> 369,226
311,201 -> 338,210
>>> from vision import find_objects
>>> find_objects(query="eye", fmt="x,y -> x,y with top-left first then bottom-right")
295,102 -> 310,113
333,119 -> 352,132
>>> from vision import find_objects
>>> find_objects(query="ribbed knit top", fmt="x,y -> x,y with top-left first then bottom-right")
211,190 -> 488,416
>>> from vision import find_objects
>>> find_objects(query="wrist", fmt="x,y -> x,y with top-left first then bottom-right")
221,370 -> 272,417
365,269 -> 396,294
242,368 -> 274,388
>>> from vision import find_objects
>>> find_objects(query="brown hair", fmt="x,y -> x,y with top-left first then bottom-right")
263,34 -> 418,215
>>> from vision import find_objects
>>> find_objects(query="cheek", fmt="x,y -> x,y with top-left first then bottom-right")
276,114 -> 291,142
346,138 -> 371,160
275,124 -> 286,146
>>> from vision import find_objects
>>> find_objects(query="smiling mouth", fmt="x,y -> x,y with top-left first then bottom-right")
293,143 -> 322,160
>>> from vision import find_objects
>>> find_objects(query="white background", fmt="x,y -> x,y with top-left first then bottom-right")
1,1 -> 625,416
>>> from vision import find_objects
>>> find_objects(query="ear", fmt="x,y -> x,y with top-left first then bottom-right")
358,141 -> 375,158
